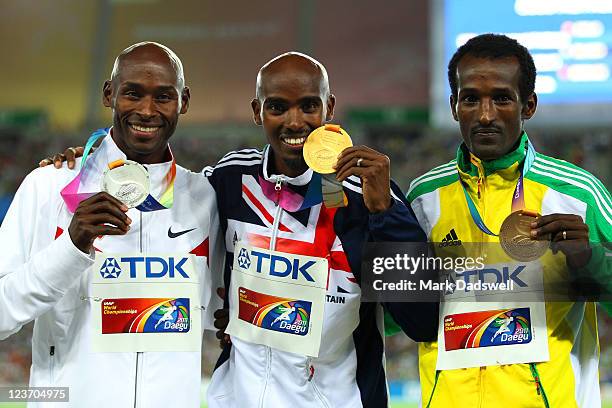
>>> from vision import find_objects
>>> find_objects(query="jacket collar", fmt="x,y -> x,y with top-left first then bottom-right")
82,129 -> 175,198
456,132 -> 529,179
260,144 -> 313,186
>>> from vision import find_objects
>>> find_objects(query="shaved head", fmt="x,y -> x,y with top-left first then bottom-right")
255,52 -> 329,102
103,41 -> 190,164
110,41 -> 185,90
251,51 -> 335,177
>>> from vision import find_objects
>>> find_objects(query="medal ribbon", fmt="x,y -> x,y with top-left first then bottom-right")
258,172 -> 323,212
61,128 -> 176,213
460,140 -> 536,236
136,158 -> 176,212
258,151 -> 348,212
61,128 -> 109,212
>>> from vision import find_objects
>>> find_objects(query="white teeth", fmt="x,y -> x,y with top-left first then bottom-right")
131,124 -> 159,133
283,137 -> 306,145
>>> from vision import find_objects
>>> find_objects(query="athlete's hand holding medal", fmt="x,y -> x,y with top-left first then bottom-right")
530,213 -> 591,268
462,142 -> 592,266
53,128 -> 175,253
69,192 -> 131,253
302,124 -> 392,213
68,157 -> 145,253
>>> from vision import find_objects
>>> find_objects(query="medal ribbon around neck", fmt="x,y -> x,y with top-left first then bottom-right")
258,171 -> 324,213
258,124 -> 351,213
460,140 -> 536,236
60,128 -> 176,213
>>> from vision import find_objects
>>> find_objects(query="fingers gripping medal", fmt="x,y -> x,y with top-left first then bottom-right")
102,159 -> 150,208
500,209 -> 549,262
303,124 -> 352,208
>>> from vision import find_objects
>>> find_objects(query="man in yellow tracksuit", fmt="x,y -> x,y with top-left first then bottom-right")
406,34 -> 611,407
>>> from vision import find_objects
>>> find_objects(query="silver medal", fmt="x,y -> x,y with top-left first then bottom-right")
102,160 -> 150,208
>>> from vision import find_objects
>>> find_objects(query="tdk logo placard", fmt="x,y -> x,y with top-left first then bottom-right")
100,258 -> 122,279
114,257 -> 190,279
240,249 -> 316,282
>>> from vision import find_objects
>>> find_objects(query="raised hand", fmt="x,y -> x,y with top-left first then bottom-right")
334,146 -> 392,213
531,213 -> 591,268
68,192 -> 131,253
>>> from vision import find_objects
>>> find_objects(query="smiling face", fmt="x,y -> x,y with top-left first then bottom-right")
450,55 -> 536,161
103,44 -> 190,164
252,54 -> 335,177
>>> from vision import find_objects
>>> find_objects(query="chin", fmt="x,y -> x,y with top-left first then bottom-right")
472,147 -> 501,161
285,157 -> 308,173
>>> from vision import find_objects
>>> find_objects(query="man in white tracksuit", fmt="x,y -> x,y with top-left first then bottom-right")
0,42 -> 222,407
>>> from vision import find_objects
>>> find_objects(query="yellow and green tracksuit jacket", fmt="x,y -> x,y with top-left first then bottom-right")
405,133 -> 611,408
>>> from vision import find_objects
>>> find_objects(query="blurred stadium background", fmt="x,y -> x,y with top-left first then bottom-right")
0,0 -> 610,406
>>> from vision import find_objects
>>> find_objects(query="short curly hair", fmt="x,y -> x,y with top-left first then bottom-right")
447,34 -> 536,104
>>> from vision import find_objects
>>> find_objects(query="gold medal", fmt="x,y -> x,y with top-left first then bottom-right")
499,209 -> 549,262
303,124 -> 353,174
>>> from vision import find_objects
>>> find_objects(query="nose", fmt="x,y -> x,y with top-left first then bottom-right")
136,95 -> 156,118
478,98 -> 495,125
284,107 -> 305,132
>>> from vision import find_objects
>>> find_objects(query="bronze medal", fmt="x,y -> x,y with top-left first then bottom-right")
499,209 -> 549,262
303,124 -> 353,174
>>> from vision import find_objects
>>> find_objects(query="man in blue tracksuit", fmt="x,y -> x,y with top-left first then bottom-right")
205,52 -> 437,408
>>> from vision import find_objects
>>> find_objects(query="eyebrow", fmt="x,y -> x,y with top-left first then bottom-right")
264,96 -> 322,103
120,82 -> 178,93
459,86 -> 514,93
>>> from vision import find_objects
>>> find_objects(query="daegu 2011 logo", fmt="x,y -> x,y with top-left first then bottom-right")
262,300 -> 311,335
237,287 -> 311,336
236,248 -> 316,282
444,308 -> 532,351
99,256 -> 190,279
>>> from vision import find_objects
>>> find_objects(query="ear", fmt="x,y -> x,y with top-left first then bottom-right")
251,98 -> 262,125
521,92 -> 537,120
450,94 -> 459,122
325,94 -> 336,122
103,80 -> 113,108
180,86 -> 190,114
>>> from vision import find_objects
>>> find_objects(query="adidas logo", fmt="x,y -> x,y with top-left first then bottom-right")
439,228 -> 462,247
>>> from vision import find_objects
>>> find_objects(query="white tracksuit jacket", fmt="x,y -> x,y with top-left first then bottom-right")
0,134 -> 223,407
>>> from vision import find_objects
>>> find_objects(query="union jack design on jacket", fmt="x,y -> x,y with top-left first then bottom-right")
205,145 -> 436,408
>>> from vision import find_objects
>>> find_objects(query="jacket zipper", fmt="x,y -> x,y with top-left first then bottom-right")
269,177 -> 328,407
529,363 -> 550,408
133,352 -> 144,408
478,366 -> 485,408
269,176 -> 284,250
306,358 -> 330,408
258,346 -> 272,408
49,346 -> 55,383
259,176 -> 284,408
134,211 -> 144,408
424,370 -> 440,408
475,164 -> 486,256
